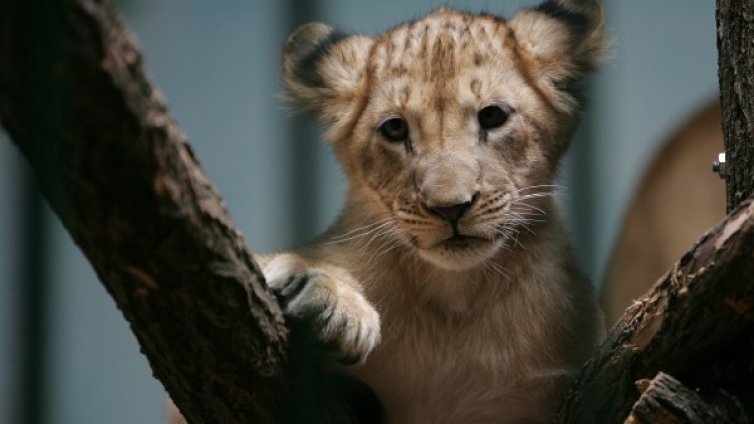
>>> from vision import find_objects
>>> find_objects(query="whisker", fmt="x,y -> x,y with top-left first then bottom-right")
326,218 -> 397,245
484,259 -> 510,281
516,192 -> 558,202
374,237 -> 405,259
326,217 -> 396,243
367,228 -> 406,263
508,213 -> 545,226
511,201 -> 546,215
510,184 -> 562,195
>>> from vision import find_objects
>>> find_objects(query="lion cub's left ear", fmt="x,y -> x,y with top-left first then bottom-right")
509,0 -> 606,85
283,23 -> 373,124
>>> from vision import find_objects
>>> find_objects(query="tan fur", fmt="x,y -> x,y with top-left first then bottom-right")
601,101 -> 725,325
172,2 -> 605,423
272,2 -> 605,423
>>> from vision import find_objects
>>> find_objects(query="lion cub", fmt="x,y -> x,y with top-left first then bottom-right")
264,1 -> 605,422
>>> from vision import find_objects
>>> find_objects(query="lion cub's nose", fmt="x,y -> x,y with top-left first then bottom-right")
426,193 -> 478,223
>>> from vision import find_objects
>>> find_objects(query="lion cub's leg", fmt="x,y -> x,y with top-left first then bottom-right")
262,253 -> 381,364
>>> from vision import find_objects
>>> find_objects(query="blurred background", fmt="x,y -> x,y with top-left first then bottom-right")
0,1 -> 720,423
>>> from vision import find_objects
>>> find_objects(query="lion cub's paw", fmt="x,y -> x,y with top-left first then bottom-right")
264,258 -> 381,365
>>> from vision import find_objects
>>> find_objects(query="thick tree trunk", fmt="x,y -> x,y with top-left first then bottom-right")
0,0 -> 292,422
1,0 -> 753,423
0,1 -> 377,423
717,0 -> 754,211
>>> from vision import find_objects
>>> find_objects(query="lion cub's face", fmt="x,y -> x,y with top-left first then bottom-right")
284,6 -> 604,270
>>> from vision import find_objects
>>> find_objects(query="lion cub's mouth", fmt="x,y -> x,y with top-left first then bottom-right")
436,234 -> 497,256
441,234 -> 488,248
416,233 -> 501,270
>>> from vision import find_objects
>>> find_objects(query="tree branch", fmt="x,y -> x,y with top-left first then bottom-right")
626,372 -> 750,424
717,0 -> 754,211
555,199 -> 754,423
0,0 -> 298,422
0,1 -> 380,421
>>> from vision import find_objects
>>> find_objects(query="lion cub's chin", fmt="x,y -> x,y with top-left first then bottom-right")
417,237 -> 503,271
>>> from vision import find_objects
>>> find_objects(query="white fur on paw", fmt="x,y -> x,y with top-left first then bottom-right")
263,255 -> 300,288
263,261 -> 381,365
309,281 -> 381,365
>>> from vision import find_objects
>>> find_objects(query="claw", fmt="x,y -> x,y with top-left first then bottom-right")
272,272 -> 312,306
263,259 -> 381,365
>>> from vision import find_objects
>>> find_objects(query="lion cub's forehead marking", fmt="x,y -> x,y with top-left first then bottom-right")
362,10 -> 527,148
369,10 -> 518,83
364,10 -> 528,127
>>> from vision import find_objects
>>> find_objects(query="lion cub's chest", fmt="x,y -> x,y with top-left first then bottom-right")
349,287 -> 555,424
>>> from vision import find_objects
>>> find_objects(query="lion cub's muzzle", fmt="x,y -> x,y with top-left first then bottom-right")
415,151 -> 481,228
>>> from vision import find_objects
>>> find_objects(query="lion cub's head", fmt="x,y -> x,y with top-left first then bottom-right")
283,1 -> 605,270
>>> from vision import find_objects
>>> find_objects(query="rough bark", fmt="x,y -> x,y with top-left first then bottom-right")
0,0 -> 378,423
555,199 -> 754,423
0,0 -> 292,422
626,372 -> 750,424
0,1 -> 378,423
717,0 -> 754,211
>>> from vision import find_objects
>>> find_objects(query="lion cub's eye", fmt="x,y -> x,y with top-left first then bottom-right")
379,118 -> 409,142
478,105 -> 511,130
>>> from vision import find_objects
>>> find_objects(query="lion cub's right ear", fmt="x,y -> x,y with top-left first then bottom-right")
283,23 -> 373,124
